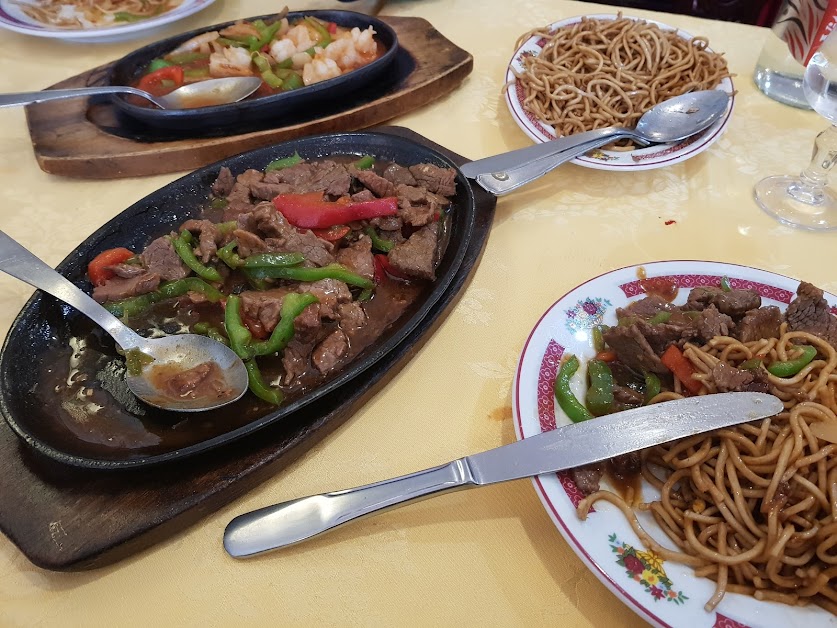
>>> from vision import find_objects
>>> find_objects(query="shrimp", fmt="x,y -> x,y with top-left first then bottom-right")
171,31 -> 220,54
322,27 -> 378,71
350,26 -> 377,57
302,57 -> 341,86
269,38 -> 296,64
322,37 -> 360,71
285,24 -> 316,52
209,46 -> 254,78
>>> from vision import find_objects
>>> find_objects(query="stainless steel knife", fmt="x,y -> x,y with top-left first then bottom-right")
223,392 -> 782,557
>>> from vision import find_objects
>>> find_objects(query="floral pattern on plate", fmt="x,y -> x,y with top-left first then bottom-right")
503,14 -> 735,172
512,260 -> 837,627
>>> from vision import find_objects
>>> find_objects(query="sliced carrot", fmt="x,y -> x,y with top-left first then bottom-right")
660,344 -> 702,395
595,350 -> 617,362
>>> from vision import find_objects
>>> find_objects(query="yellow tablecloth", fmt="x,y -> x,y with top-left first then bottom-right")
0,1 -> 829,626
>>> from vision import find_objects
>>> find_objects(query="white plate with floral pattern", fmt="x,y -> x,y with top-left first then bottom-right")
504,15 -> 735,172
512,261 -> 836,628
0,0 -> 215,42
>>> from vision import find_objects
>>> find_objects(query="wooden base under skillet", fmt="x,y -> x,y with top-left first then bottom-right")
24,16 -> 473,179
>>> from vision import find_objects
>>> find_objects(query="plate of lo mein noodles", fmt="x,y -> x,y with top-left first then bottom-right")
0,0 -> 215,42
504,15 -> 735,172
514,261 -> 837,627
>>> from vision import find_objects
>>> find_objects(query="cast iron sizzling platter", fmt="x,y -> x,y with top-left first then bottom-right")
0,132 -> 476,469
108,10 -> 399,132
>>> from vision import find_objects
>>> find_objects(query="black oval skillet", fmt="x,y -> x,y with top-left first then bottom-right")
108,10 -> 399,132
0,131 -> 477,470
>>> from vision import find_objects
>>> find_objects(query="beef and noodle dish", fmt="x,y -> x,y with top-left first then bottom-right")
84,153 -> 456,409
556,277 -> 837,613
129,9 -> 384,106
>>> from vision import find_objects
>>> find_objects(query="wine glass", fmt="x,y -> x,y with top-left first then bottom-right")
754,28 -> 837,230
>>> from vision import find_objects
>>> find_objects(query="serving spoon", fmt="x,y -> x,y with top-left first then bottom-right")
461,90 -> 731,195
0,231 -> 248,412
0,76 -> 263,110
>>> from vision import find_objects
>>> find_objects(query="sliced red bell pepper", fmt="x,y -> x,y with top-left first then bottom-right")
137,65 -> 184,97
88,247 -> 135,286
273,192 -> 398,229
660,344 -> 702,395
312,224 -> 351,242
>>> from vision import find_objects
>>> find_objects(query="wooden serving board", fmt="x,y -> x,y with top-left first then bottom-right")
0,127 -> 497,572
25,16 -> 473,179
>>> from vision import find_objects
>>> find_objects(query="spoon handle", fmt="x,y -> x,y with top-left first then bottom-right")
459,126 -> 631,180
0,231 -> 143,350
472,131 -> 637,196
0,86 -> 152,108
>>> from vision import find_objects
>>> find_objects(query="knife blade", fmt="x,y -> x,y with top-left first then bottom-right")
223,392 -> 782,557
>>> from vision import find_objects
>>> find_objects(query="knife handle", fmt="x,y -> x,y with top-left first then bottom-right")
223,459 -> 476,557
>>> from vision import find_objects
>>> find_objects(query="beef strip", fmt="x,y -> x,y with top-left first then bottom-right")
350,189 -> 376,203
104,263 -> 146,279
281,339 -> 312,385
337,301 -> 366,331
602,324 -> 667,374
571,464 -> 603,496
609,452 -> 641,482
382,163 -> 417,186
336,235 -> 375,281
211,166 -> 235,196
181,219 -> 220,263
92,272 -> 160,304
686,286 -> 761,318
387,223 -> 439,281
239,288 -> 292,333
613,384 -> 644,409
233,229 -> 269,257
396,183 -> 451,228
352,167 -> 397,197
408,164 -> 457,196
249,181 -> 292,201
297,279 -> 352,320
736,306 -> 782,343
711,362 -> 769,393
784,281 -> 837,348
264,161 -> 351,197
251,204 -> 335,267
616,295 -> 674,320
221,169 -> 263,220
370,215 -> 403,231
140,237 -> 189,281
635,320 -> 696,356
693,305 -> 735,342
312,329 -> 349,374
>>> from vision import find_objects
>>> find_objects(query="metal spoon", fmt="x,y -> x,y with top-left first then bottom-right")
461,90 -> 731,195
0,231 -> 248,412
0,76 -> 263,110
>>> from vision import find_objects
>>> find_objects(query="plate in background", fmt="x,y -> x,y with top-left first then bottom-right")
504,14 -> 735,172
0,0 -> 215,42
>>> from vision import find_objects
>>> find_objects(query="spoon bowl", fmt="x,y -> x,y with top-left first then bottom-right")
461,90 -> 731,195
0,230 -> 248,412
0,76 -> 263,110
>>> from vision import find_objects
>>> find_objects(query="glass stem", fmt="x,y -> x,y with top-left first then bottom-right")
790,125 -> 837,205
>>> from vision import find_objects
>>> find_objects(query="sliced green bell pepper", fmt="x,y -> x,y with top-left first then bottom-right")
554,354 -> 594,423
